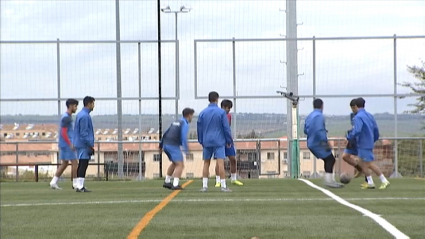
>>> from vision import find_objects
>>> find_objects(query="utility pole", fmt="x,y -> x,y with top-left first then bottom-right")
286,0 -> 299,178
115,0 -> 124,178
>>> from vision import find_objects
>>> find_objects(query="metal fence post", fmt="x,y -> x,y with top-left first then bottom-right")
97,142 -> 100,179
257,140 -> 261,176
419,139 -> 424,178
115,0 -> 124,179
15,143 -> 19,182
277,140 -> 281,176
232,37 -> 237,138
391,34 -> 402,178
175,39 -> 180,121
57,38 -> 61,117
338,139 -> 342,176
312,36 -> 316,100
138,42 -> 143,181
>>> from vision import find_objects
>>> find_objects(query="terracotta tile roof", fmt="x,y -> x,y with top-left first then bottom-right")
0,124 -> 57,132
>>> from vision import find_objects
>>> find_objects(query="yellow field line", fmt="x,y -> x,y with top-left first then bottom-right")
414,177 -> 425,180
127,180 -> 193,239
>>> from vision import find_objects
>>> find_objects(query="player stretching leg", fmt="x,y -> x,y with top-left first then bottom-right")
215,99 -> 243,187
161,108 -> 195,190
50,99 -> 79,190
341,98 -> 368,186
198,92 -> 233,192
304,99 -> 343,188
74,96 -> 96,193
346,98 -> 390,189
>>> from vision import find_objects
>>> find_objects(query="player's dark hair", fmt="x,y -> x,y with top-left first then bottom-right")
350,98 -> 357,107
221,99 -> 233,109
83,96 -> 95,107
182,108 -> 195,117
313,98 -> 323,109
355,97 -> 366,108
66,99 -> 79,108
208,91 -> 219,103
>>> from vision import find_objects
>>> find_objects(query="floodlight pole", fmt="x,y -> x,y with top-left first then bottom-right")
277,91 -> 300,178
161,6 -> 191,121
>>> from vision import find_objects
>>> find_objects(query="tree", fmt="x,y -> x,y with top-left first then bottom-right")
397,62 -> 425,177
400,61 -> 425,114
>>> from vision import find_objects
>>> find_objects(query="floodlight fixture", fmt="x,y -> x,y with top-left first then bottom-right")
180,6 -> 192,13
161,6 -> 171,13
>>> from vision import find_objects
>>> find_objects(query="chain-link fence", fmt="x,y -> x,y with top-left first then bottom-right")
1,0 -> 425,180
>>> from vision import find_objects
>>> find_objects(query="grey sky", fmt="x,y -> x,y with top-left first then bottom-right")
1,0 -> 424,116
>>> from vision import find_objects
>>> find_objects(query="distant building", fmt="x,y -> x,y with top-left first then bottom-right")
0,124 -> 395,179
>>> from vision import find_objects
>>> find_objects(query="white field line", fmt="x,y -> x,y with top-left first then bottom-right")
299,178 -> 410,239
1,197 -> 424,208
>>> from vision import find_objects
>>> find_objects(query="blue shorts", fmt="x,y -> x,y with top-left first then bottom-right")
358,149 -> 374,162
203,146 -> 225,160
225,145 -> 236,157
343,148 -> 358,156
214,145 -> 236,159
59,147 -> 77,160
76,148 -> 91,160
163,145 -> 183,163
309,147 -> 332,160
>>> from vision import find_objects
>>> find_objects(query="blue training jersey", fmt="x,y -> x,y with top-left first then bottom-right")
58,112 -> 74,148
160,117 -> 190,154
197,103 -> 233,147
347,109 -> 380,149
304,109 -> 328,149
73,107 -> 95,149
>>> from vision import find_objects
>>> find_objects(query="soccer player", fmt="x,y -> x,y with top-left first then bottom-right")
342,98 -> 368,184
160,108 -> 195,190
304,99 -> 343,188
73,96 -> 95,193
197,91 -> 233,192
50,99 -> 79,190
214,99 -> 243,187
346,98 -> 390,189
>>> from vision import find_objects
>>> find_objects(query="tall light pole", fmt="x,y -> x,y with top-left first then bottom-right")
115,0 -> 124,179
161,5 -> 191,121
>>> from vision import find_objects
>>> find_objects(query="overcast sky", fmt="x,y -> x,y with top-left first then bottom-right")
1,0 -> 424,117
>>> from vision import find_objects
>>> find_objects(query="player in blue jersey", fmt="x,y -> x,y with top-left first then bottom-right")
347,98 -> 390,189
50,99 -> 79,190
73,96 -> 95,192
342,99 -> 368,184
214,99 -> 243,187
198,91 -> 233,192
304,99 -> 343,188
160,108 -> 195,190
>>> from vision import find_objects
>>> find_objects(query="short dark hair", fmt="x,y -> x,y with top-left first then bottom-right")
208,91 -> 219,103
313,98 -> 323,109
221,99 -> 233,109
356,97 -> 365,108
66,99 -> 79,108
83,96 -> 95,107
350,98 -> 357,107
182,108 -> 195,117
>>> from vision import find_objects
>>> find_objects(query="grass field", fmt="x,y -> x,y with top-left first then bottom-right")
1,178 -> 424,239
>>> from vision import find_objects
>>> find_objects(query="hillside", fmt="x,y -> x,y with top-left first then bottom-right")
0,113 -> 422,138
